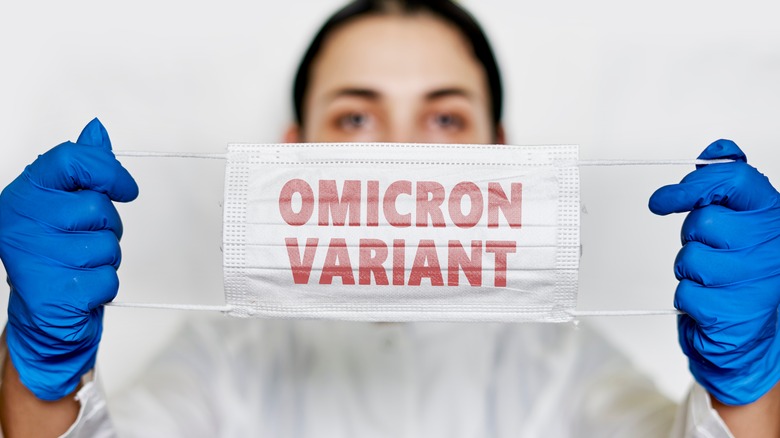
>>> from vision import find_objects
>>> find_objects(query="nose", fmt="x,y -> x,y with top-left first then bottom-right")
387,132 -> 417,143
385,112 -> 418,143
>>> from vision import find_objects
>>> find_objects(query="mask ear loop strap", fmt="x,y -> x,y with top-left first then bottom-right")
104,302 -> 233,313
101,302 -> 683,317
115,151 -> 227,159
577,158 -> 733,166
568,309 -> 683,317
113,151 -> 734,167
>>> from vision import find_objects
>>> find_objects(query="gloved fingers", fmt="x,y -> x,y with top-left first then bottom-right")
11,264 -> 119,313
674,239 -> 780,286
21,306 -> 103,347
48,190 -> 124,237
650,161 -> 778,215
61,265 -> 120,311
76,265 -> 120,310
675,313 -> 735,369
674,280 -> 711,324
8,188 -> 125,237
24,142 -> 138,203
674,277 -> 779,324
677,312 -> 774,371
36,231 -> 121,270
695,139 -> 747,164
681,205 -> 780,248
676,282 -> 779,374
676,314 -> 702,360
42,308 -> 104,345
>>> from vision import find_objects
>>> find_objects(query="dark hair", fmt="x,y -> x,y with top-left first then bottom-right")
292,0 -> 503,129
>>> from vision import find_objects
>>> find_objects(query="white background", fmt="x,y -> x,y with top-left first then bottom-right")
1,0 -> 779,404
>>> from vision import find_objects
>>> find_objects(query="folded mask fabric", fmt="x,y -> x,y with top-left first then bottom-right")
222,143 -> 580,322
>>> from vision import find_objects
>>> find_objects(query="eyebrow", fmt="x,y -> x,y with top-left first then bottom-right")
326,88 -> 380,101
424,87 -> 474,101
324,87 -> 475,103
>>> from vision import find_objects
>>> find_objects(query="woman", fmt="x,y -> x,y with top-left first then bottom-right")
2,1 -> 778,436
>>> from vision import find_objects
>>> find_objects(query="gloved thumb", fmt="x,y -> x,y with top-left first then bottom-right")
19,119 -> 139,202
76,117 -> 113,150
649,140 -> 778,215
696,139 -> 747,165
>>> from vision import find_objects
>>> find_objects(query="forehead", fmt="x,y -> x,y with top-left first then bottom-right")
306,13 -> 490,103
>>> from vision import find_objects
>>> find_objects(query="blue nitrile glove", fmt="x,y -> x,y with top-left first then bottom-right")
649,139 -> 780,406
0,119 -> 138,401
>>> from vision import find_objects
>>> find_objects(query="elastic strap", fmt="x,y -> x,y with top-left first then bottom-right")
104,302 -> 233,313
114,150 -> 732,167
103,301 -> 682,317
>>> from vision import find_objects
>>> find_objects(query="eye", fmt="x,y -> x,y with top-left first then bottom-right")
337,112 -> 373,130
429,112 -> 465,130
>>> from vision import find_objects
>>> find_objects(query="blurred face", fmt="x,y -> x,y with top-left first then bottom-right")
288,13 -> 502,144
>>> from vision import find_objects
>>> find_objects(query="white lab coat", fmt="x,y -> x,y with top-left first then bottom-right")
51,318 -> 732,437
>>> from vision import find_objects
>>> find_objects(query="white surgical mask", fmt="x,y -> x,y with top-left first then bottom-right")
113,146 -> 715,320
222,143 -> 580,322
